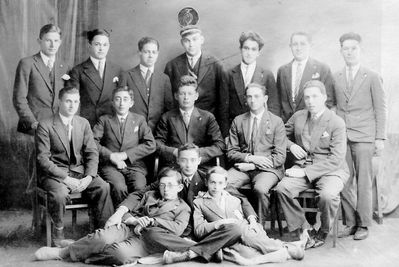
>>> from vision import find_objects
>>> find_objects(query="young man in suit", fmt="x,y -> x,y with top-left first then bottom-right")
68,29 -> 123,127
160,166 -> 305,264
155,75 -> 225,170
227,83 -> 286,222
119,37 -> 174,133
225,31 -> 279,125
92,86 -> 156,207
334,33 -> 387,240
274,32 -> 334,123
275,80 -> 349,248
164,26 -> 228,137
34,167 -> 191,266
35,87 -> 114,243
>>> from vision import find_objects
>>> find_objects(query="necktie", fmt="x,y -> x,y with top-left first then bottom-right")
243,65 -> 251,87
98,60 -> 104,79
183,111 -> 190,128
47,58 -> 54,72
189,57 -> 195,68
293,62 -> 302,102
347,66 -> 354,92
120,117 -> 125,135
144,69 -> 152,88
67,122 -> 72,142
250,117 -> 258,154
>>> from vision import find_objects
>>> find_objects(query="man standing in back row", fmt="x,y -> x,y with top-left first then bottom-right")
334,32 -> 387,240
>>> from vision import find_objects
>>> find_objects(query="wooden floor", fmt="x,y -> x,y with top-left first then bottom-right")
1,210 -> 398,267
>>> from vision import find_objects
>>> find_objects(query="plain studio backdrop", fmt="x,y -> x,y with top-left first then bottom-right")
0,0 -> 398,211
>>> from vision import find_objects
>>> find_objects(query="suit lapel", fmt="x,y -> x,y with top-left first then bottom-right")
170,110 -> 186,144
121,113 -> 135,148
232,65 -> 246,107
52,114 -> 70,158
82,59 -> 103,91
242,112 -> 251,145
187,108 -> 201,131
295,59 -> 314,104
254,111 -> 271,148
177,54 -> 188,79
283,62 -> 294,109
349,67 -> 367,100
251,65 -> 265,83
129,65 -> 149,106
98,62 -> 115,104
337,68 -> 350,99
149,198 -> 181,217
197,54 -> 211,85
109,114 -> 123,145
33,53 -> 53,91
309,110 -> 330,152
149,70 -> 162,104
203,198 -> 225,219
297,112 -> 308,149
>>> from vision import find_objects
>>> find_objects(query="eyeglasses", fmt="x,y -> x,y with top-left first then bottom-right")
159,183 -> 180,189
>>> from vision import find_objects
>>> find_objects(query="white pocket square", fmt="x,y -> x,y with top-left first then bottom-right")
134,126 -> 139,132
321,131 -> 330,138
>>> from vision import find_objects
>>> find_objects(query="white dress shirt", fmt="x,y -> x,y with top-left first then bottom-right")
291,58 -> 308,98
186,52 -> 201,67
240,61 -> 256,87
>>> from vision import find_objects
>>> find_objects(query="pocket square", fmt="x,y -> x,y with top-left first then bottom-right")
321,131 -> 330,138
312,72 -> 320,79
134,126 -> 139,132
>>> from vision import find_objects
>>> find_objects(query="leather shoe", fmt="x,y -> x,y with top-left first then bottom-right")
312,232 -> 328,248
163,250 -> 190,264
338,226 -> 357,238
354,227 -> 368,240
212,249 -> 223,263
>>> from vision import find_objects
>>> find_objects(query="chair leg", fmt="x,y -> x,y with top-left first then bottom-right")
258,198 -> 263,225
45,210 -> 52,247
274,193 -> 283,237
72,210 -> 77,236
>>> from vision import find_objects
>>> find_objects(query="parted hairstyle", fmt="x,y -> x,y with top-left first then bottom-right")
157,167 -> 183,185
39,24 -> 62,39
58,87 -> 79,100
112,86 -> 134,100
177,143 -> 200,158
239,31 -> 264,50
87,29 -> 110,43
138,37 -> 159,51
339,32 -> 362,46
206,166 -> 228,180
303,80 -> 327,96
245,83 -> 268,95
177,75 -> 198,92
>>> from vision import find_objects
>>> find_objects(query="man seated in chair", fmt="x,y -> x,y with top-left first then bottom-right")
154,75 -> 225,170
35,86 -> 114,244
275,80 -> 349,248
34,167 -> 191,266
92,86 -> 156,207
227,83 -> 286,222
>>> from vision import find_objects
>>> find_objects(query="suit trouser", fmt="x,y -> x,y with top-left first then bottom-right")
68,224 -> 148,265
227,168 -> 279,219
341,141 -> 374,227
275,175 -> 344,234
101,162 -> 147,207
240,223 -> 284,254
142,224 -> 242,262
41,174 -> 114,229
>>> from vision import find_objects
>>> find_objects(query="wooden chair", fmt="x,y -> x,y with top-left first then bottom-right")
35,187 -> 93,246
272,188 -> 339,248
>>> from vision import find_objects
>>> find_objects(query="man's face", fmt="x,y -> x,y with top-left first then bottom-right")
241,39 -> 260,65
290,34 -> 311,61
175,85 -> 198,110
38,32 -> 62,57
246,86 -> 267,112
207,173 -> 227,197
304,86 -> 326,114
113,91 -> 133,116
88,35 -> 110,60
181,32 -> 204,57
159,175 -> 183,200
59,92 -> 80,118
139,42 -> 159,68
340,39 -> 361,66
177,149 -> 201,177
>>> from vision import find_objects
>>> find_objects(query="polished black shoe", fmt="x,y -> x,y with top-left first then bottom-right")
338,226 -> 357,238
312,231 -> 328,248
212,249 -> 223,263
354,227 -> 368,240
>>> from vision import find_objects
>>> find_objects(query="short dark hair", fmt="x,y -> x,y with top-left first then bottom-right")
178,143 -> 200,158
206,166 -> 228,181
339,32 -> 362,46
303,80 -> 327,96
245,83 -> 268,96
112,86 -> 134,101
87,29 -> 110,44
138,37 -> 159,51
290,31 -> 312,44
177,75 -> 198,92
39,24 -> 62,39
59,87 -> 79,100
157,167 -> 183,185
239,31 -> 264,50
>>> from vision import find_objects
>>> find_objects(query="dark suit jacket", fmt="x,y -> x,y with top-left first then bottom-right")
164,53 -> 228,135
119,65 -> 174,132
68,58 -> 123,127
286,109 -> 349,182
275,58 -> 334,122
333,66 -> 387,142
35,114 -> 98,182
13,52 -> 70,134
226,64 -> 279,124
227,110 -> 286,179
124,190 -> 191,236
92,112 -> 156,169
154,108 -> 225,165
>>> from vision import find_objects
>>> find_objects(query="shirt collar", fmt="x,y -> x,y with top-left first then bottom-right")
250,109 -> 265,121
140,64 -> 154,75
240,61 -> 256,71
180,107 -> 194,118
58,113 -> 73,126
203,190 -> 228,199
40,51 -> 54,65
186,52 -> 202,63
182,174 -> 195,184
346,63 -> 360,76
117,113 -> 129,121
90,56 -> 106,69
293,57 -> 308,67
310,108 -> 326,120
